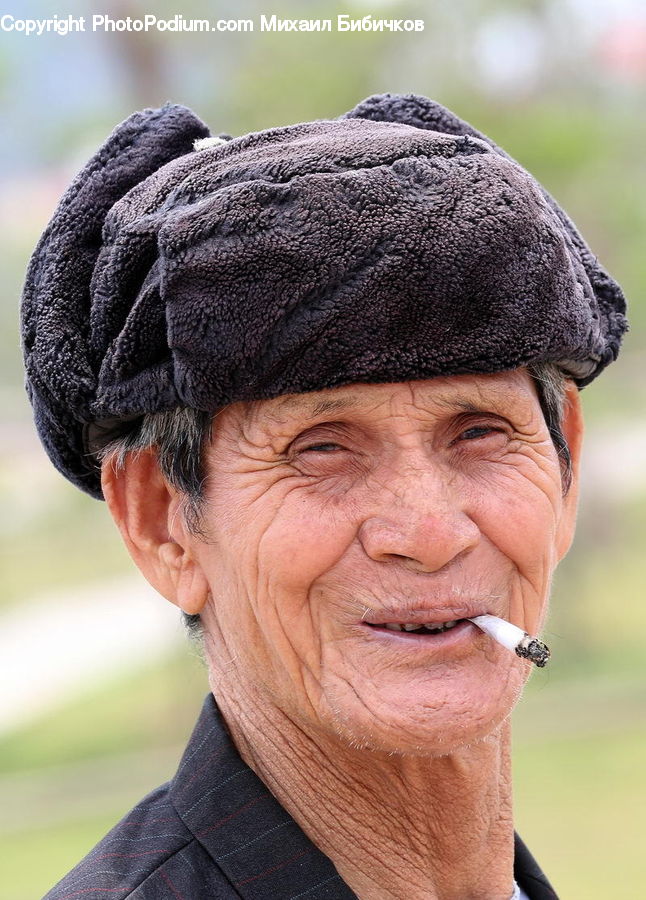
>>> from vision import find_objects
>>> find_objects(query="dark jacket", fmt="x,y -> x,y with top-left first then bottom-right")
43,692 -> 558,899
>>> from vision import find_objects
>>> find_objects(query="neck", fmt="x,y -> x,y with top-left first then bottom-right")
211,678 -> 516,900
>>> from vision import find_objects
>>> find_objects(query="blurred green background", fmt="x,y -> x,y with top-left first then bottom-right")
1,0 -> 644,897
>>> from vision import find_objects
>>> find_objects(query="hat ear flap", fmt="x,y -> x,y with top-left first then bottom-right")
340,91 -> 501,150
21,102 -> 210,496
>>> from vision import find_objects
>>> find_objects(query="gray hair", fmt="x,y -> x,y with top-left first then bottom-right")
96,362 -> 572,649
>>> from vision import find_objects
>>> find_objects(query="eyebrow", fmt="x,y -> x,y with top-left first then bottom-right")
271,393 -> 489,418
274,394 -> 375,416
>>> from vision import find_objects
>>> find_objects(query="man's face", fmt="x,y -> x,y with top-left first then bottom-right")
190,370 -> 578,755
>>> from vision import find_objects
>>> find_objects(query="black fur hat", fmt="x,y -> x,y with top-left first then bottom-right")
21,92 -> 628,499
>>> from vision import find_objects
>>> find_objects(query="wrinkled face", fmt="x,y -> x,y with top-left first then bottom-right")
192,370 -> 577,755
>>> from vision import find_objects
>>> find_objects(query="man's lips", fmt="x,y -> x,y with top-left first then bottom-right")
361,619 -> 478,648
357,605 -> 497,647
359,605 -> 493,627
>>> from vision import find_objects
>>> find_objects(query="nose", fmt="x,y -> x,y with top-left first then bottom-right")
357,452 -> 480,575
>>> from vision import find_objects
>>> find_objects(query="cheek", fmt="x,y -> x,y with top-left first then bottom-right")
259,486 -> 358,593
480,484 -> 556,552
255,496 -> 358,670
205,481 -> 359,652
466,462 -> 563,622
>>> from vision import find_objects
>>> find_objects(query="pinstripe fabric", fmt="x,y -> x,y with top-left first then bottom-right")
43,692 -> 558,899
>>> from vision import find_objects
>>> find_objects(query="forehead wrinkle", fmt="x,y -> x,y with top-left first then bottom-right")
242,374 -> 535,432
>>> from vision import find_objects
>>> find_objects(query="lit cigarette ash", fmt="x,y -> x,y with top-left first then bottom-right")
468,615 -> 551,667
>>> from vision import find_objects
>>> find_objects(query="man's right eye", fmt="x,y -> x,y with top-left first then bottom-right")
300,443 -> 342,453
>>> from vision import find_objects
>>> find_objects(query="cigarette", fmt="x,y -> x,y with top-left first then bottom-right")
468,615 -> 551,667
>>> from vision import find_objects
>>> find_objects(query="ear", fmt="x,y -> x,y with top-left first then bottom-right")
555,380 -> 585,561
101,448 -> 209,615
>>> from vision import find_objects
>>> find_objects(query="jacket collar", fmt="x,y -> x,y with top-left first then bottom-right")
170,692 -> 558,899
169,692 -> 355,898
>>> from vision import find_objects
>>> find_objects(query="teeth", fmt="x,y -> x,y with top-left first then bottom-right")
381,620 -> 461,633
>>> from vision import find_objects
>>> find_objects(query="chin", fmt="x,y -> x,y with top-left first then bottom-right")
319,666 -> 526,756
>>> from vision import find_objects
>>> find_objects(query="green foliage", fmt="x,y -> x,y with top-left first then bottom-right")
1,812 -> 130,900
0,648 -> 206,773
0,482 -> 131,611
514,726 -> 645,899
547,493 -> 646,678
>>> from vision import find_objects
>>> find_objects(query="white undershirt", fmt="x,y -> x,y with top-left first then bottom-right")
512,880 -> 531,900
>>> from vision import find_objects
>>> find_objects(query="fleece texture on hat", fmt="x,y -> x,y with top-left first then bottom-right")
21,92 -> 628,499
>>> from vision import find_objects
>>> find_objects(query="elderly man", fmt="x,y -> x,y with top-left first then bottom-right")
22,92 -> 626,900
